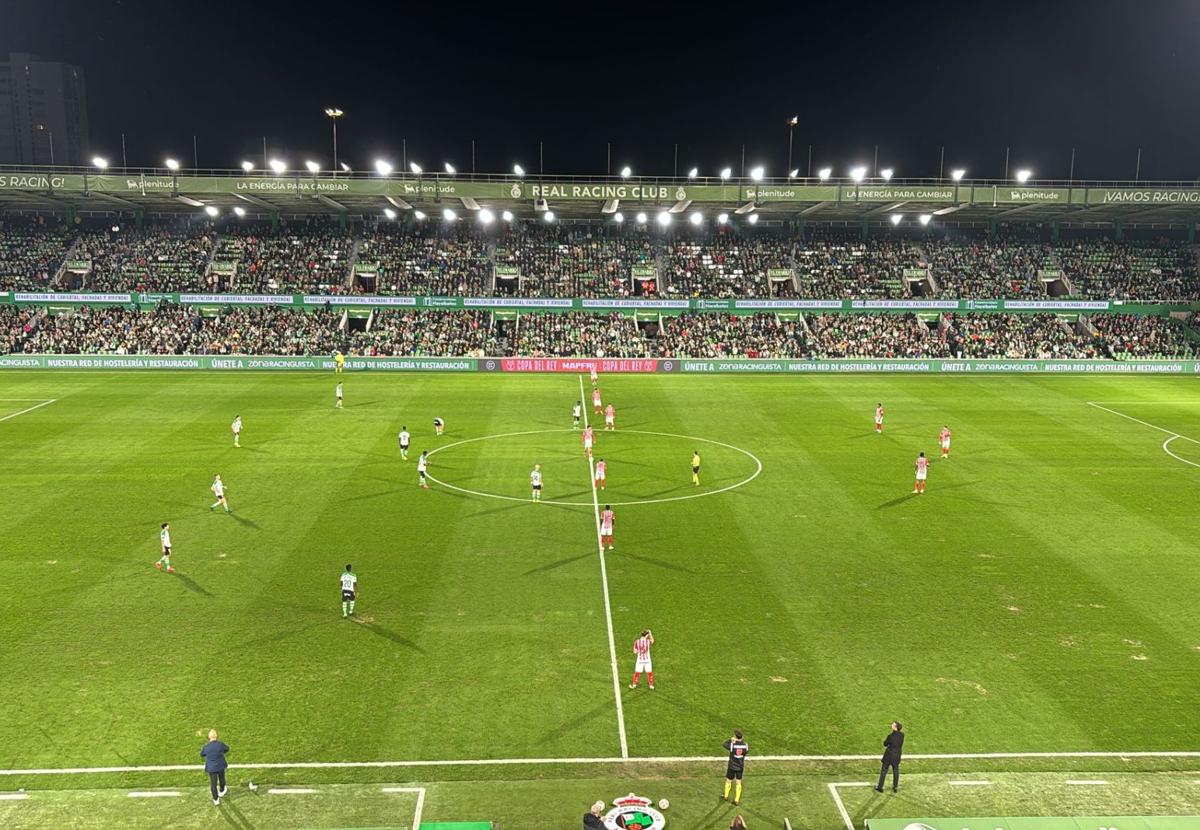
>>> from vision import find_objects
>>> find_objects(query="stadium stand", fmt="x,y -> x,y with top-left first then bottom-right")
0,220 -> 73,291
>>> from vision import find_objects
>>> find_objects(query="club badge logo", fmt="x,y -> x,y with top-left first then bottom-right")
604,793 -> 666,829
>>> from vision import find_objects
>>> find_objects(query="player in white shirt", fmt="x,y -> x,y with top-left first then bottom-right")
335,382 -> 344,409
913,452 -> 928,494
231,415 -> 242,448
530,463 -> 543,502
340,564 -> 358,618
573,401 -> 582,430
398,426 -> 411,460
209,474 -> 230,513
417,451 -> 429,489
155,522 -> 175,572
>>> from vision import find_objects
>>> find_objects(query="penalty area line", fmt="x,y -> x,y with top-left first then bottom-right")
0,398 -> 56,423
580,374 -> 628,760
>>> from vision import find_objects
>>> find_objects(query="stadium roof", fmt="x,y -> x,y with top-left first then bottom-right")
2,166 -> 1200,226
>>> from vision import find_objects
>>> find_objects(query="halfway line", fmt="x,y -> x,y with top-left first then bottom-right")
580,375 -> 628,760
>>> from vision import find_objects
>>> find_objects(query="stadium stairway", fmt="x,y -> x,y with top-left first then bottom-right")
343,236 -> 363,290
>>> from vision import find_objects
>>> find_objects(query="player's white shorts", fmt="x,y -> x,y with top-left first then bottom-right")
875,418 -> 883,425
595,471 -> 606,482
584,438 -> 593,449
635,657 -> 652,673
605,416 -> 614,426
915,470 -> 927,481
601,524 -> 613,536
940,439 -> 950,450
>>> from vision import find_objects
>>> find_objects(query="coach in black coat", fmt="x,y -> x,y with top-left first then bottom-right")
875,721 -> 904,792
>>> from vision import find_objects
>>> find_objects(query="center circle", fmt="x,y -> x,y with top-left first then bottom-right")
424,428 -> 762,507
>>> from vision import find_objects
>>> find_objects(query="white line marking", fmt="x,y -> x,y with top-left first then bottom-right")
424,427 -> 762,507
581,376 -> 628,760
949,780 -> 992,786
1088,401 -> 1200,469
1162,436 -> 1200,468
0,399 -> 56,423
3,750 -> 1200,776
0,793 -> 28,800
828,783 -> 856,830
267,787 -> 316,794
127,791 -> 181,798
1066,780 -> 1109,786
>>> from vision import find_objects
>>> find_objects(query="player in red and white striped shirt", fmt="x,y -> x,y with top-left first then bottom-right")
590,366 -> 599,386
630,629 -> 654,690
600,504 -> 614,550
583,425 -> 595,457
604,403 -> 615,430
875,403 -> 885,434
939,425 -> 952,459
594,458 -> 607,490
913,452 -> 928,494
592,387 -> 603,414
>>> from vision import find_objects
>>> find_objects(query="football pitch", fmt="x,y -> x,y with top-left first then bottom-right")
1,370 -> 1199,828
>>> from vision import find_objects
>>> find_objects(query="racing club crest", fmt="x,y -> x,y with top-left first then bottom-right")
604,793 -> 667,829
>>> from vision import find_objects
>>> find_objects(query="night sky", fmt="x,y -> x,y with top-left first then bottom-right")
4,0 -> 1200,180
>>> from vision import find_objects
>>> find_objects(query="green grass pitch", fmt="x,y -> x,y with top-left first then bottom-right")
1,371 -> 1199,828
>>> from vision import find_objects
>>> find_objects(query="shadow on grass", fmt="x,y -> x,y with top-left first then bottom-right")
341,488 -> 406,505
609,549 -> 695,574
877,494 -> 918,509
355,620 -> 426,654
229,512 -> 259,529
467,502 -> 529,519
534,697 -> 618,747
431,486 -> 472,500
522,552 -> 593,576
220,795 -> 256,829
175,572 -> 213,597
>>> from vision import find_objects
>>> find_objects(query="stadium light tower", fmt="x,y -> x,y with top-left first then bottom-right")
324,107 -> 344,173
687,167 -> 698,179
374,159 -> 393,176
620,166 -> 632,179
890,214 -> 903,226
951,168 -> 966,181
269,159 -> 287,174
165,158 -> 180,171
513,163 -> 525,177
1015,169 -> 1032,183
241,160 -> 254,173
92,156 -> 108,170
880,168 -> 894,181
817,167 -> 832,181
750,166 -> 764,182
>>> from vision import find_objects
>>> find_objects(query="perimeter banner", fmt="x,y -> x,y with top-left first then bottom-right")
671,359 -> 1200,374
0,355 -> 477,371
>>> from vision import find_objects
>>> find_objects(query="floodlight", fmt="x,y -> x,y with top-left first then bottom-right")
241,161 -> 254,172
880,168 -> 894,181
233,206 -> 246,217
689,212 -> 703,226
750,166 -> 764,182
204,205 -> 219,217
165,158 -> 180,171
374,159 -> 393,176
409,162 -> 422,175
951,169 -> 965,182
544,211 -> 555,223
501,210 -> 514,222
613,212 -> 624,223
442,208 -> 457,222
719,167 -> 732,180
918,214 -> 932,226
269,159 -> 287,174
656,211 -> 671,227
1015,169 -> 1032,183
636,211 -> 648,224
513,163 -> 525,177
305,160 -> 320,173
817,167 -> 832,181
850,166 -> 867,183
92,156 -> 108,169
384,208 -> 397,220
717,213 -> 729,225
890,214 -> 903,226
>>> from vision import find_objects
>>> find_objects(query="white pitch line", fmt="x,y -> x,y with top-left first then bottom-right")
267,787 -> 316,794
827,783 -> 858,830
127,790 -> 181,798
3,750 -> 1200,776
580,375 -> 628,760
0,399 -> 56,423
1087,402 -> 1200,443
949,780 -> 992,786
1162,436 -> 1200,469
1066,780 -> 1109,786
0,793 -> 28,800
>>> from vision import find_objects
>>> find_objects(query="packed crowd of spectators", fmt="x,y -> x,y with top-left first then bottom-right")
5,222 -> 1200,300
664,232 -> 796,299
346,309 -> 499,356
75,227 -> 214,292
0,221 -> 73,291
657,313 -> 806,357
512,311 -> 650,357
215,223 -> 353,293
1090,314 -> 1196,358
358,226 -> 492,296
3,303 -> 1198,360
